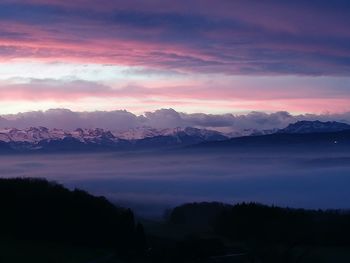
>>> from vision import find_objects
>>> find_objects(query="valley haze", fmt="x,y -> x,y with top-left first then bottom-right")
1,119 -> 350,218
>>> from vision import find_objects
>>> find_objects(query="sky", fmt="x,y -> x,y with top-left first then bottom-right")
1,0 -> 350,115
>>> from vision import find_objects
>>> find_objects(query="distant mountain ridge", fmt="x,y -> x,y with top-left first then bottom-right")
0,126 -> 229,152
0,126 -> 229,142
278,120 -> 350,134
1,121 -> 349,153
193,120 -> 350,150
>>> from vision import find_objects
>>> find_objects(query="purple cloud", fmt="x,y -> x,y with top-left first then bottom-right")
1,108 -> 350,132
0,0 -> 350,75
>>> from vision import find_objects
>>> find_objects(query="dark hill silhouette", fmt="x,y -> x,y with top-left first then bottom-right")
0,178 -> 145,252
160,202 -> 350,262
214,203 -> 350,245
168,202 -> 232,231
193,130 -> 350,150
168,202 -> 350,246
0,141 -> 15,153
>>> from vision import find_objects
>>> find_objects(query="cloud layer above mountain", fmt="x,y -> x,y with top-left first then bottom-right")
0,1 -> 350,114
1,0 -> 350,75
2,108 -> 350,132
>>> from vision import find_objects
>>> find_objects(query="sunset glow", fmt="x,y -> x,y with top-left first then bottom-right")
0,0 -> 350,114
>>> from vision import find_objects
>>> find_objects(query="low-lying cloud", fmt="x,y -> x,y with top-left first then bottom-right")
1,108 -> 350,132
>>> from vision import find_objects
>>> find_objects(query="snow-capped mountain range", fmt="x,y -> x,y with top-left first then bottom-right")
0,126 -> 229,152
278,120 -> 350,134
0,121 -> 349,153
0,127 -> 118,144
0,126 -> 227,144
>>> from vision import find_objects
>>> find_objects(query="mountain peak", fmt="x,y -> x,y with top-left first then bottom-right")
0,126 -> 230,152
279,120 -> 350,134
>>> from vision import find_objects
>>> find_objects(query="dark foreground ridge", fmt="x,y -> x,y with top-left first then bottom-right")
1,179 -> 350,262
152,202 -> 350,263
0,178 -> 146,255
169,202 -> 350,245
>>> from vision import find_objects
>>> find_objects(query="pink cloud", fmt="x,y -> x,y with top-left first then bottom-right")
1,1 -> 350,75
0,0 -> 350,115
0,78 -> 349,114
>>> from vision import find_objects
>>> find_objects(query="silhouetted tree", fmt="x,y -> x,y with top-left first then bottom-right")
0,178 -> 144,254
